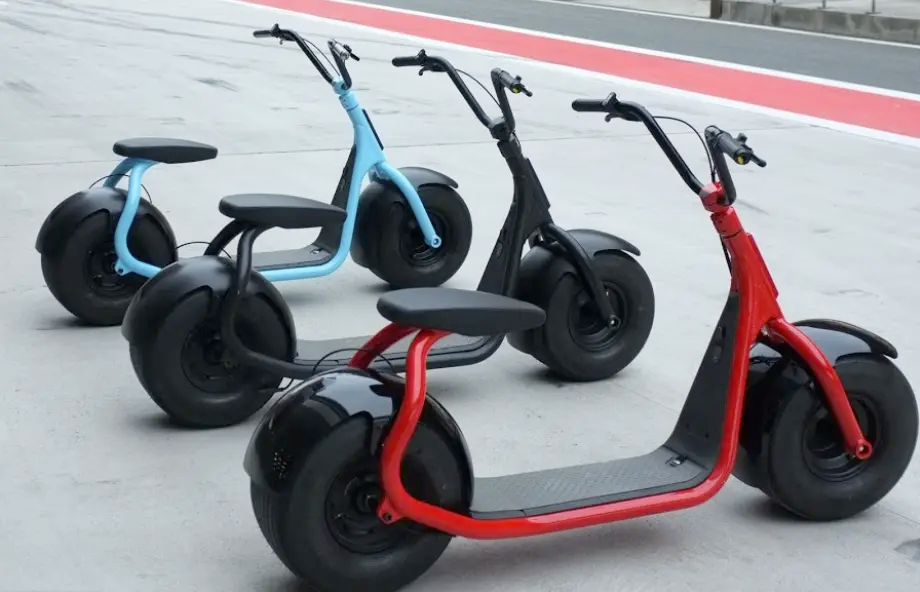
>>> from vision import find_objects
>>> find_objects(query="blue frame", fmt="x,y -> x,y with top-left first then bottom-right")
109,77 -> 441,281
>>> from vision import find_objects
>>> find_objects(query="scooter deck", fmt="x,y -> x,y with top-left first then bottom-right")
295,333 -> 500,375
249,243 -> 335,272
470,447 -> 708,519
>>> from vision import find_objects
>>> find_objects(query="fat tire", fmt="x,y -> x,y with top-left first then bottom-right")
253,418 -> 465,592
364,185 -> 472,288
130,288 -> 290,428
520,251 -> 654,382
762,356 -> 918,521
41,211 -> 174,326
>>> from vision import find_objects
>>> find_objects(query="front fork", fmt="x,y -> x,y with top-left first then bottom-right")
766,317 -> 873,459
369,163 -> 442,249
539,223 -> 621,328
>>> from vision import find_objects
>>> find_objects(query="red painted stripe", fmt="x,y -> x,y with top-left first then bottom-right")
242,0 -> 920,138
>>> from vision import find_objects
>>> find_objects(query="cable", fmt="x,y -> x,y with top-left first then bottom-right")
88,174 -> 154,203
309,347 -> 398,376
175,241 -> 230,259
653,116 -> 716,183
256,347 -> 399,396
305,37 -> 340,76
456,68 -> 502,109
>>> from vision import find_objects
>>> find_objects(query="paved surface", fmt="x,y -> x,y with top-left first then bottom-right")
2,0 -> 920,591
363,0 -> 920,93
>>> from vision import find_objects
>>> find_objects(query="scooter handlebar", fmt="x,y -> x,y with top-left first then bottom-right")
571,98 -> 607,112
706,127 -> 767,168
392,54 -> 423,67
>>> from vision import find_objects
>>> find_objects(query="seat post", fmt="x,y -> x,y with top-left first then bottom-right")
113,159 -> 160,277
348,323 -> 419,369
220,225 -> 267,336
377,328 -> 451,524
103,158 -> 144,188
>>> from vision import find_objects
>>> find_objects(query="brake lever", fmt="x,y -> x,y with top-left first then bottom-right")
417,63 -> 445,76
510,80 -> 533,97
736,134 -> 767,167
605,110 -> 640,123
343,44 -> 360,61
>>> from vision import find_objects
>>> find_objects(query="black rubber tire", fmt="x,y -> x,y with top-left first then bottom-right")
366,185 -> 472,289
762,356 -> 918,521
525,251 -> 654,382
129,289 -> 290,428
41,211 -> 175,326
251,418 -> 466,592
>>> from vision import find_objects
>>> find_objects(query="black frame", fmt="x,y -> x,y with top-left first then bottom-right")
214,56 -> 620,379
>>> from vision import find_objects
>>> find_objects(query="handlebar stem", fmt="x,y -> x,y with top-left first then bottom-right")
615,101 -> 705,196
490,69 -> 516,134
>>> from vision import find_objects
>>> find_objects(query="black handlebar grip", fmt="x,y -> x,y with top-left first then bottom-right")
392,56 -> 421,67
571,99 -> 607,112
716,131 -> 751,164
253,29 -> 274,38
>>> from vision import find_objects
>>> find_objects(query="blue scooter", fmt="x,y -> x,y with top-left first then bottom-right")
35,26 -> 472,326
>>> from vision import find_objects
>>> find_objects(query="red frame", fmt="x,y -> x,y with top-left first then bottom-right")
351,182 -> 871,540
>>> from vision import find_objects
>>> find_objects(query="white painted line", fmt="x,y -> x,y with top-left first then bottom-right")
219,0 -> 920,149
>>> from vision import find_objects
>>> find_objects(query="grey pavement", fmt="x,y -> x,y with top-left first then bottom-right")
364,0 -> 920,93
2,0 -> 920,591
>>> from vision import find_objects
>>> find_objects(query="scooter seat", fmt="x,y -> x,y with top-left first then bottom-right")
113,138 -> 219,164
218,193 -> 347,230
377,288 -> 546,337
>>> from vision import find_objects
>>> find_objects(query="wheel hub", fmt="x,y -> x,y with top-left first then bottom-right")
85,241 -> 132,296
180,322 -> 244,394
400,212 -> 448,267
569,284 -> 626,352
802,396 -> 880,482
325,465 -> 410,555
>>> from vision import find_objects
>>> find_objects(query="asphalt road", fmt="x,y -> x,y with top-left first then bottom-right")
1,0 -> 920,591
361,0 -> 920,93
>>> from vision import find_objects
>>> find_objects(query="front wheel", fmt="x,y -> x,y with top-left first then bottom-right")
756,356 -> 918,521
129,288 -> 291,428
251,418 -> 466,592
511,251 -> 655,382
358,184 -> 472,289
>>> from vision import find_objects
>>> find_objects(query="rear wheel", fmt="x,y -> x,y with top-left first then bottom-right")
516,251 -> 655,381
362,185 -> 472,289
251,418 -> 465,592
760,356 -> 918,520
130,289 -> 290,428
41,211 -> 174,326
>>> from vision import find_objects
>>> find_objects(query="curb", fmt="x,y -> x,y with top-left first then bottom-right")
717,1 -> 920,44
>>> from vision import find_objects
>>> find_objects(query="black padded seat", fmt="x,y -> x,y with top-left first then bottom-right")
113,138 -> 218,164
377,288 -> 546,336
218,193 -> 346,230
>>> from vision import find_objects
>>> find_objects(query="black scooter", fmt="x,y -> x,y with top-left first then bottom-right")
123,47 -> 655,428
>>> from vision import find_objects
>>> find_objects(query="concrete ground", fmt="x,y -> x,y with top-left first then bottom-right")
2,0 -> 920,591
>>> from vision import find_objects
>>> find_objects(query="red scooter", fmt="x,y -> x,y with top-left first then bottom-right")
242,90 -> 918,592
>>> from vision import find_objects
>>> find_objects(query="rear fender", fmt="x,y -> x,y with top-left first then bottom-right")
120,255 -> 295,354
243,368 -> 474,504
735,320 -> 897,487
35,187 -> 177,256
